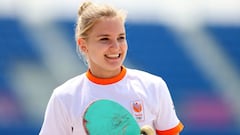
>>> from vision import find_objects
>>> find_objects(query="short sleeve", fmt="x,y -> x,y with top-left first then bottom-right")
39,91 -> 71,135
154,79 -> 184,135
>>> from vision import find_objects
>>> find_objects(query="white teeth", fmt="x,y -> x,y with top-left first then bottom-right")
106,54 -> 120,58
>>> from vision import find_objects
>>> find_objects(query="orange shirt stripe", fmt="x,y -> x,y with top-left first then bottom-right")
86,66 -> 126,85
156,122 -> 184,135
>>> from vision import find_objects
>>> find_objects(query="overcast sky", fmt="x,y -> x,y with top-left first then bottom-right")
0,0 -> 240,25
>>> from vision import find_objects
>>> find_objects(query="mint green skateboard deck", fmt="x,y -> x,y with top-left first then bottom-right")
83,99 -> 154,135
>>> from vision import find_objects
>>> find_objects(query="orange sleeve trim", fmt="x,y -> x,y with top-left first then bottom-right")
86,66 -> 126,85
156,122 -> 184,135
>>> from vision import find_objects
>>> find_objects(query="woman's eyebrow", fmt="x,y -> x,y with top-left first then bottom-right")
96,33 -> 125,37
96,34 -> 110,37
119,33 -> 126,36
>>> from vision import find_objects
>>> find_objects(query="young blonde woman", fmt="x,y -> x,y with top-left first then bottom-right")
40,1 -> 184,135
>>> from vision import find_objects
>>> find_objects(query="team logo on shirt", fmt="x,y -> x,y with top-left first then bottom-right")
131,100 -> 145,121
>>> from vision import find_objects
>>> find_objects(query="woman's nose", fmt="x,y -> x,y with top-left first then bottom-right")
110,40 -> 120,49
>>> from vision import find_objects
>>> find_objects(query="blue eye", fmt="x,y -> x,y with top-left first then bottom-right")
118,36 -> 125,41
100,38 -> 109,41
99,38 -> 110,44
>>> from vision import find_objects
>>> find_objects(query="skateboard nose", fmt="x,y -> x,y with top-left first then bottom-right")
140,125 -> 154,135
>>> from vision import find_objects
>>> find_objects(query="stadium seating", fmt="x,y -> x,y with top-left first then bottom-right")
0,18 -> 41,134
206,25 -> 240,72
0,18 -> 239,134
0,18 -> 41,91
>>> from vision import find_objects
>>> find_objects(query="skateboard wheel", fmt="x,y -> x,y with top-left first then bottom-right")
140,125 -> 154,135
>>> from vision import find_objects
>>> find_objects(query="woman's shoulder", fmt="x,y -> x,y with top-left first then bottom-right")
125,68 -> 169,97
127,68 -> 162,79
126,68 -> 166,84
52,73 -> 86,97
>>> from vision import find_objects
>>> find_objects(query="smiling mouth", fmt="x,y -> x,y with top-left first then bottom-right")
105,54 -> 121,59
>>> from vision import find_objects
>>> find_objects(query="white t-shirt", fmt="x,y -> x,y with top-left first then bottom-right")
39,67 -> 183,135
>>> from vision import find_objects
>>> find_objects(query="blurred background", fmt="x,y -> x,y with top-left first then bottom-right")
0,0 -> 240,134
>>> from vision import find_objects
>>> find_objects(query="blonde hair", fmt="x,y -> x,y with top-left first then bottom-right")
74,1 -> 127,65
75,1 -> 127,42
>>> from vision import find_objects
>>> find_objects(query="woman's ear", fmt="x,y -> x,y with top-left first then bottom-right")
77,38 -> 88,53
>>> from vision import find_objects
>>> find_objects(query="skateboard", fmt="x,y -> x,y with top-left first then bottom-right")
83,99 -> 154,135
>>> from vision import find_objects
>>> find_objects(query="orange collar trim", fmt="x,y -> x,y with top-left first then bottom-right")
86,67 -> 126,85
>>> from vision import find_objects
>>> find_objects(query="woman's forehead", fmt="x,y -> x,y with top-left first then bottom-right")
89,17 -> 125,36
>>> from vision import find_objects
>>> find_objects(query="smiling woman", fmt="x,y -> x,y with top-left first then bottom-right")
75,2 -> 127,78
39,1 -> 184,135
78,16 -> 127,78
